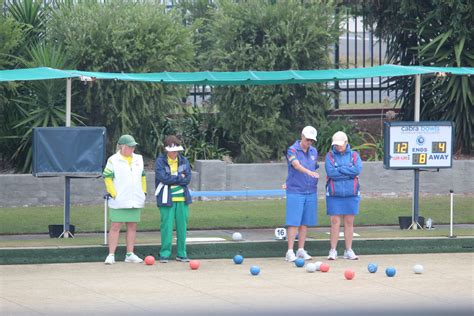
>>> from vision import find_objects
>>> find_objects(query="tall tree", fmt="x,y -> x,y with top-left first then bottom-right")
201,0 -> 340,162
48,1 -> 195,157
363,0 -> 473,153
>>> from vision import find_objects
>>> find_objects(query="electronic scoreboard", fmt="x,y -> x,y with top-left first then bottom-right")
383,121 -> 454,169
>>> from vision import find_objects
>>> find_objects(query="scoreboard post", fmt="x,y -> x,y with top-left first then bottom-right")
383,121 -> 454,230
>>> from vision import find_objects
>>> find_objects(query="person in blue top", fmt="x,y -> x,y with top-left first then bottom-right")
325,131 -> 362,260
155,135 -> 192,263
284,126 -> 319,262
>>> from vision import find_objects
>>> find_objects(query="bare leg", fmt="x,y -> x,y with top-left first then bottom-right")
330,216 -> 341,250
125,222 -> 137,253
343,215 -> 355,250
287,226 -> 298,251
297,225 -> 308,249
108,222 -> 122,254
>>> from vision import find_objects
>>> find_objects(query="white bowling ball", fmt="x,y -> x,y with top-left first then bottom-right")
314,261 -> 323,271
232,232 -> 242,241
306,263 -> 317,273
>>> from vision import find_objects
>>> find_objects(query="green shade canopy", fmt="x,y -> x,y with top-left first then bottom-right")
1,64 -> 472,85
0,67 -> 81,81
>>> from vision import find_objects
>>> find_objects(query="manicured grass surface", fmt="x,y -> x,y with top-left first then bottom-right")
0,195 -> 472,235
0,227 -> 472,248
307,227 -> 474,240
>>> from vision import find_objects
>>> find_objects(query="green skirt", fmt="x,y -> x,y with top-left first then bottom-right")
109,208 -> 141,223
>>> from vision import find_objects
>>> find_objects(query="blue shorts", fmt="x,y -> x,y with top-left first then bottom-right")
286,193 -> 317,226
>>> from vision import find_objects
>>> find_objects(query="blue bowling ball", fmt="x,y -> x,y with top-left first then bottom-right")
250,266 -> 260,276
233,255 -> 244,264
385,267 -> 397,277
368,263 -> 378,273
295,258 -> 305,268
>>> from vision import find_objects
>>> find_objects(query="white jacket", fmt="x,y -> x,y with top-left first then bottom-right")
107,152 -> 146,209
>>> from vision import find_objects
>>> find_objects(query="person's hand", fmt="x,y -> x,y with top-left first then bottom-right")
282,183 -> 287,190
306,170 -> 319,178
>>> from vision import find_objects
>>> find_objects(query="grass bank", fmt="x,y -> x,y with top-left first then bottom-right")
0,195 -> 472,235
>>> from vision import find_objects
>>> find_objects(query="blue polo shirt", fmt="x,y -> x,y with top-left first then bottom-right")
286,140 -> 319,194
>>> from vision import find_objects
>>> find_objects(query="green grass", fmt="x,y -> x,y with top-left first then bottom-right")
0,195 -> 472,235
307,227 -> 474,239
1,227 -> 472,249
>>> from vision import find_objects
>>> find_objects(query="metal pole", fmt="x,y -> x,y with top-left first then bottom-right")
61,78 -> 73,238
414,75 -> 421,121
449,190 -> 456,238
354,16 -> 358,105
334,5 -> 340,109
66,78 -> 72,127
412,169 -> 420,230
59,176 -> 72,238
346,13 -> 349,104
410,74 -> 422,230
104,195 -> 109,245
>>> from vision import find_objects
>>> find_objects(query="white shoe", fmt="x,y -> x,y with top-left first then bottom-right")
343,249 -> 359,260
296,249 -> 312,260
285,250 -> 297,262
327,249 -> 337,260
104,254 -> 115,265
124,253 -> 143,263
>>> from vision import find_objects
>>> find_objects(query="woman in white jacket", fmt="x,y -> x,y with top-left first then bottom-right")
103,135 -> 147,265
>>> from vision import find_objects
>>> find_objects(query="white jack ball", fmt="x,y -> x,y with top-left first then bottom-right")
413,264 -> 424,274
232,232 -> 242,241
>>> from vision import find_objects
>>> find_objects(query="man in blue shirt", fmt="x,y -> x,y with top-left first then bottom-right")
284,126 -> 319,262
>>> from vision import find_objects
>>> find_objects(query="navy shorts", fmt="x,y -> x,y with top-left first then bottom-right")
285,193 -> 317,226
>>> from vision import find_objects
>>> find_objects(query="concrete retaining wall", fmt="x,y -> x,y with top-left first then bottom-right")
0,160 -> 472,207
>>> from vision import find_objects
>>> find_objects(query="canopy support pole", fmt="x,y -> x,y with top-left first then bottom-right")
60,78 -> 74,238
66,78 -> 71,127
408,74 -> 423,230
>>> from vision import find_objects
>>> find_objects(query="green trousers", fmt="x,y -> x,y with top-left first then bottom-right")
159,202 -> 189,258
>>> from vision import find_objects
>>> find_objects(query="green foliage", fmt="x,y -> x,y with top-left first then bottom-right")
159,107 -> 229,165
0,16 -> 24,149
315,118 -> 359,156
315,118 -> 383,161
8,43 -> 79,172
200,0 -> 340,162
0,16 -> 24,69
4,0 -> 50,50
363,0 -> 474,153
352,132 -> 384,161
47,1 -> 195,157
175,0 -> 217,68
1,1 -> 74,171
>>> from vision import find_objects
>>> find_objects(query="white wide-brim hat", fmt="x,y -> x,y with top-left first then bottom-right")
165,144 -> 184,152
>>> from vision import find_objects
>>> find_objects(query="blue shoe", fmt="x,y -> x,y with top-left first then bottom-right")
176,256 -> 190,262
159,256 -> 169,263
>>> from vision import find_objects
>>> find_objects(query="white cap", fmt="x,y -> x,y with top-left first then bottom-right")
302,126 -> 317,141
332,131 -> 348,146
165,144 -> 184,152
